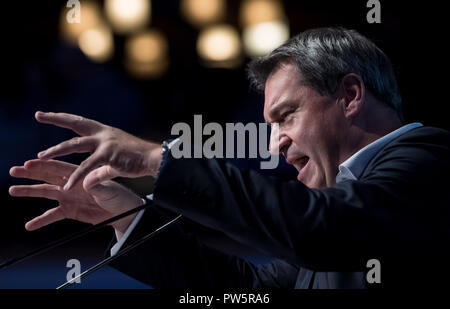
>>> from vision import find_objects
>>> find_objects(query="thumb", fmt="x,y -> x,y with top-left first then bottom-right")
86,182 -> 115,200
85,178 -> 141,216
83,165 -> 120,191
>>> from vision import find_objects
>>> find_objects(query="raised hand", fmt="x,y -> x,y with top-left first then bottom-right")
34,111 -> 162,191
9,159 -> 143,234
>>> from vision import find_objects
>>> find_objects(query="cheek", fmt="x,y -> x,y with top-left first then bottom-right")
289,114 -> 313,144
293,116 -> 324,155
293,114 -> 330,176
289,106 -> 337,153
309,107 -> 342,154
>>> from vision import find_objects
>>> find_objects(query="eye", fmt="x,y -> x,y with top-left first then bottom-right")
280,109 -> 294,122
280,111 -> 290,119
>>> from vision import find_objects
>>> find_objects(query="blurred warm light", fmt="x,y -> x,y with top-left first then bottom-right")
239,0 -> 285,27
78,26 -> 114,62
104,0 -> 151,34
180,0 -> 225,27
60,1 -> 103,43
125,61 -> 169,78
197,25 -> 241,68
243,20 -> 289,56
125,30 -> 169,78
126,31 -> 168,63
239,0 -> 289,56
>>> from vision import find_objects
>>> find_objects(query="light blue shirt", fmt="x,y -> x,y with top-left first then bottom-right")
335,123 -> 423,183
112,123 -> 424,256
110,196 -> 150,256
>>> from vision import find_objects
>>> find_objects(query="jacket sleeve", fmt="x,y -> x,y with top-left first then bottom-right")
152,128 -> 450,271
108,204 -> 300,288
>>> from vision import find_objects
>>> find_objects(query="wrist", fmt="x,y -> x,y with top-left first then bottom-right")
111,195 -> 144,236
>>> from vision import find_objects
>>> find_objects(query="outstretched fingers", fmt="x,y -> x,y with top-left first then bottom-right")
10,166 -> 65,186
37,136 -> 97,160
10,159 -> 77,186
9,184 -> 62,201
24,159 -> 77,176
35,111 -> 102,136
25,207 -> 65,231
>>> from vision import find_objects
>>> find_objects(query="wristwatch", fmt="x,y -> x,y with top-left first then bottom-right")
161,140 -> 171,155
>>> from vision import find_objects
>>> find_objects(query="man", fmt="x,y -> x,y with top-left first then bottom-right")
9,28 -> 450,288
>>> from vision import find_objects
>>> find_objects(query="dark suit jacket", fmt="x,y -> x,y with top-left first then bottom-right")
109,126 -> 450,288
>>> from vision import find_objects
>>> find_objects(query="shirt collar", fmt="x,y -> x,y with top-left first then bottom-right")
335,122 -> 423,183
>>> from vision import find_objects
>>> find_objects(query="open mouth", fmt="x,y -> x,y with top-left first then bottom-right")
295,156 -> 309,170
295,156 -> 310,181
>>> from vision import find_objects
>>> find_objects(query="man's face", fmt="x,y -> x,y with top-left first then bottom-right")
264,63 -> 347,189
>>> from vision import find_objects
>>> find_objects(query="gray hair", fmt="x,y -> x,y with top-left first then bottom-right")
247,27 -> 403,118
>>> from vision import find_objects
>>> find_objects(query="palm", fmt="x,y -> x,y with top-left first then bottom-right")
56,181 -> 112,225
9,159 -> 142,230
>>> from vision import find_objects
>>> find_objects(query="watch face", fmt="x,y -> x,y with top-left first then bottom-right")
161,140 -> 170,155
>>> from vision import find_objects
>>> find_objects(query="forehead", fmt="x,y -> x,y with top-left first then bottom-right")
263,62 -> 303,121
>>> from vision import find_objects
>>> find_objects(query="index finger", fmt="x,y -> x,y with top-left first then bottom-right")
63,152 -> 105,191
10,166 -> 66,186
35,111 -> 102,136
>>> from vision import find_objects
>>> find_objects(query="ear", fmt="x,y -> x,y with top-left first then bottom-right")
337,73 -> 365,120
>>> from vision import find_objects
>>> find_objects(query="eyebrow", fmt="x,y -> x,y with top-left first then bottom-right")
266,100 -> 299,124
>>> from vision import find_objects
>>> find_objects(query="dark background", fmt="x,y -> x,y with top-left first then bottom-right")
0,0 -> 447,288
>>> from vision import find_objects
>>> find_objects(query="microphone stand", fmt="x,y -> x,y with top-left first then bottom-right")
1,198 -> 184,289
56,214 -> 183,289
0,200 -> 152,270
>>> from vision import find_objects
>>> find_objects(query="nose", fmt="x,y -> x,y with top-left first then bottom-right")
278,135 -> 291,158
268,124 -> 279,155
269,124 -> 290,156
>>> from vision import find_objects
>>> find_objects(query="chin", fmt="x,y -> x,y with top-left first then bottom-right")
297,163 -> 326,189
